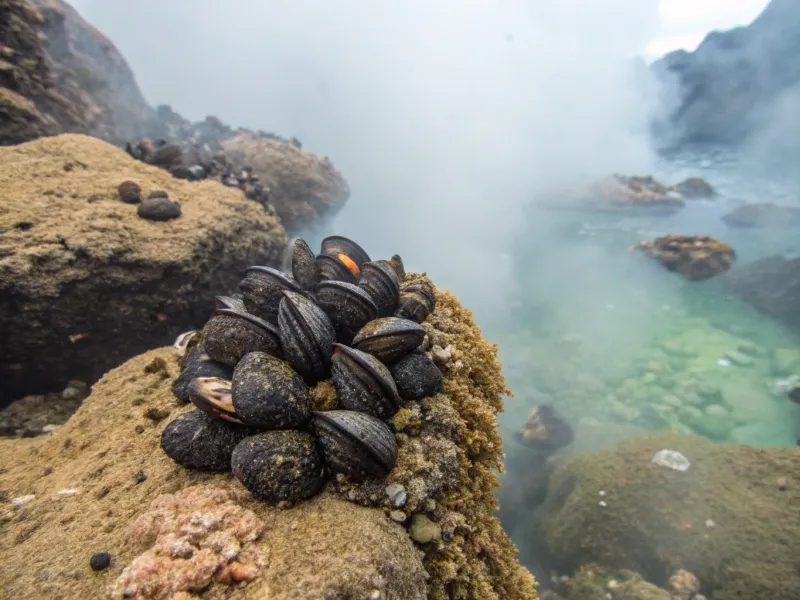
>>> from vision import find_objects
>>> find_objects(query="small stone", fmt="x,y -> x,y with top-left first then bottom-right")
61,386 -> 81,401
652,449 -> 691,472
431,345 -> 451,365
187,165 -> 206,180
57,489 -> 79,496
118,181 -> 141,204
89,552 -> 112,571
11,495 -> 35,507
777,477 -> 788,490
147,190 -> 169,199
134,425 -> 145,434
409,514 -> 441,544
134,470 -> 147,484
367,590 -> 382,600
389,510 -> 407,524
599,500 -> 607,507
41,424 -> 57,434
725,351 -> 755,366
385,483 -> 408,508
137,197 -> 181,221
705,519 -> 716,528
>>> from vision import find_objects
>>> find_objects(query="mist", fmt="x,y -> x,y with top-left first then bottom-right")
70,0 -> 663,318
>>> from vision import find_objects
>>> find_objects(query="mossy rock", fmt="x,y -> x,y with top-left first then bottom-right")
538,432 -> 800,599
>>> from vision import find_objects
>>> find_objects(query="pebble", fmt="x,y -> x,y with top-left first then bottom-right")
41,424 -> 58,434
385,483 -> 407,509
89,552 -> 112,571
57,489 -> 79,496
118,180 -> 142,204
61,386 -> 81,401
11,495 -> 35,507
705,519 -> 716,528
137,197 -> 181,221
777,477 -> 788,490
147,190 -> 169,199
134,470 -> 147,484
409,514 -> 442,544
431,345 -> 452,365
389,510 -> 407,524
725,351 -> 755,366
367,590 -> 382,600
652,449 -> 691,472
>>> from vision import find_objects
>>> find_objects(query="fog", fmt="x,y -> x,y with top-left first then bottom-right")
71,0 -> 663,317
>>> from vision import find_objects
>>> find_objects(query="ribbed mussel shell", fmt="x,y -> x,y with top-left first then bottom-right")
352,317 -> 426,364
278,290 -> 336,384
395,278 -> 436,324
315,280 -> 378,344
188,376 -> 241,423
239,266 -> 306,323
358,260 -> 400,318
172,347 -> 233,403
316,253 -> 358,284
292,238 -> 320,291
331,343 -> 402,420
320,235 -> 371,269
201,303 -> 282,367
312,410 -> 398,480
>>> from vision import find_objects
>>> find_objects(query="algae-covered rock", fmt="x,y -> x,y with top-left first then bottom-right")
0,134 -> 288,404
221,132 -> 350,233
538,432 -> 800,600
630,235 -> 735,281
724,255 -> 800,332
0,283 -> 536,599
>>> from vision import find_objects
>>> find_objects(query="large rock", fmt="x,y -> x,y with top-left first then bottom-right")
721,203 -> 800,228
538,432 -> 800,600
222,132 -> 350,234
0,283 -> 537,599
723,255 -> 800,331
0,133 -> 288,405
651,0 -> 800,146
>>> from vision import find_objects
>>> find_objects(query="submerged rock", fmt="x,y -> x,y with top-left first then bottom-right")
721,203 -> 800,228
0,134 -> 287,405
630,235 -> 735,281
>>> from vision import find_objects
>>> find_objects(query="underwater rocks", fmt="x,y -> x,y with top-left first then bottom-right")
630,235 -> 735,281
0,278 -> 536,598
0,133 -> 288,405
537,432 -> 800,600
724,255 -> 800,332
721,202 -> 800,228
513,404 -> 574,456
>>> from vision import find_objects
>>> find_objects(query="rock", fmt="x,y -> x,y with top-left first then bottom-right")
409,514 -> 442,544
0,134 -> 288,405
672,177 -> 715,199
725,350 -> 754,366
724,256 -> 800,332
538,432 -> 800,599
137,197 -> 181,221
0,284 -> 537,599
650,0 -> 800,146
117,180 -> 141,203
721,203 -> 800,228
630,235 -> 735,281
89,552 -> 112,571
221,132 -> 350,233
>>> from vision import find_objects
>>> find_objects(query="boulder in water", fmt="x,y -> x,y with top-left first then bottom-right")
630,234 -> 735,281
721,203 -> 800,228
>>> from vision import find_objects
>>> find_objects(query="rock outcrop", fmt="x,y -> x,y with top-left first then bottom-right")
0,283 -> 537,600
630,235 -> 736,281
0,133 -> 288,405
537,432 -> 800,600
724,255 -> 800,331
651,0 -> 800,146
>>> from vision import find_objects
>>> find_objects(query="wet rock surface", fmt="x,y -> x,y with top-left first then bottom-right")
0,133 -> 287,405
724,255 -> 800,332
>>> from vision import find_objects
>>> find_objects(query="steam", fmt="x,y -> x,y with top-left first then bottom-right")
70,0 -> 663,317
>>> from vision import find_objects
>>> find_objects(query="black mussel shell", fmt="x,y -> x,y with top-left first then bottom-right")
316,253 -> 359,285
351,317 -> 426,365
161,409 -> 257,471
292,238 -> 320,291
315,280 -> 378,344
320,235 -> 371,269
358,260 -> 400,318
239,266 -> 306,323
312,410 -> 398,481
389,353 -> 443,400
231,351 -> 311,428
188,376 -> 242,423
389,254 -> 405,280
331,343 -> 402,420
202,309 -> 282,366
231,431 -> 325,503
215,295 -> 247,312
278,290 -> 336,384
172,348 -> 233,403
395,278 -> 436,324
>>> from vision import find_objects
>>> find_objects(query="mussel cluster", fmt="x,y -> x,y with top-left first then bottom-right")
161,235 -> 442,504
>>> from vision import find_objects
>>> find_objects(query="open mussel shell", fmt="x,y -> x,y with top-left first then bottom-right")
231,430 -> 325,503
312,410 -> 398,480
292,238 -> 320,291
278,290 -> 336,384
351,317 -> 426,365
358,260 -> 400,318
161,409 -> 258,472
316,253 -> 359,285
315,280 -> 378,344
215,295 -> 247,312
389,254 -> 405,280
172,347 -> 233,403
320,235 -> 371,269
331,343 -> 402,420
239,266 -> 306,323
173,330 -> 202,360
188,376 -> 243,424
202,307 -> 282,366
231,351 -> 311,429
395,278 -> 436,324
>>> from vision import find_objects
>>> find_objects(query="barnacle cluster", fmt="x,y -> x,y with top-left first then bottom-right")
630,234 -> 736,281
161,236 -> 442,504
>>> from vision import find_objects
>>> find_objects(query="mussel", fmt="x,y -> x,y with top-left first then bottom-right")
231,430 -> 325,503
201,304 -> 282,366
352,317 -> 426,364
231,351 -> 311,429
320,235 -> 371,270
278,291 -> 336,384
239,266 -> 306,323
389,254 -> 405,280
316,253 -> 359,284
395,278 -> 436,324
292,238 -> 320,291
173,330 -> 202,361
358,260 -> 400,318
389,353 -> 443,400
331,344 -> 402,420
315,280 -> 378,344
188,376 -> 242,423
312,410 -> 398,480
172,347 -> 233,404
